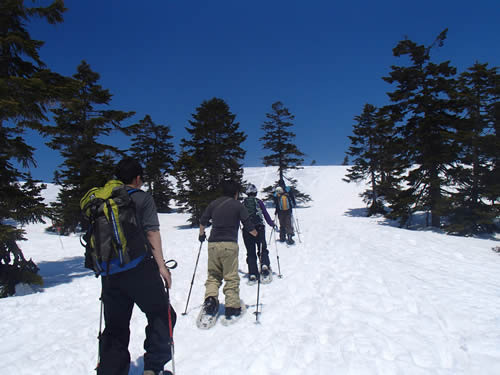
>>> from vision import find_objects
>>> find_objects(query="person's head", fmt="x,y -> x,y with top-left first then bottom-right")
115,157 -> 144,185
246,183 -> 258,197
221,180 -> 240,198
276,186 -> 284,195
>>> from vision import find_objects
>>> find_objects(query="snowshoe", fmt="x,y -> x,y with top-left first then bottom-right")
220,299 -> 246,326
247,274 -> 258,286
260,265 -> 273,284
196,296 -> 219,329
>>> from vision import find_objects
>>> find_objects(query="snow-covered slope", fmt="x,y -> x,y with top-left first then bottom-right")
2,166 -> 500,375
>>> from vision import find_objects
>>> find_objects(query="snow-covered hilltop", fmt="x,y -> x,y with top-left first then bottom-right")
2,166 -> 500,375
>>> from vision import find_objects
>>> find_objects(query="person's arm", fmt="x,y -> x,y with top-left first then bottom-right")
259,199 -> 275,227
147,230 -> 171,288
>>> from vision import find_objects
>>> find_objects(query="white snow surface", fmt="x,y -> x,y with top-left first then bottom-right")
2,166 -> 500,375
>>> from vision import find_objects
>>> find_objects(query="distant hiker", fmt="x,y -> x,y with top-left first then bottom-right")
274,185 -> 296,245
93,158 -> 175,375
198,180 -> 257,325
242,183 -> 276,284
278,178 -> 297,206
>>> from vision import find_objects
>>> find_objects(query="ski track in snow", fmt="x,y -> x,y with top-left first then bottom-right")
2,166 -> 500,375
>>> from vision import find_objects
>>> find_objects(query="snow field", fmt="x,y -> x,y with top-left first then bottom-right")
1,166 -> 499,375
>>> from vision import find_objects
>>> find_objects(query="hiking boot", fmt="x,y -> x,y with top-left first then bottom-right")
261,264 -> 270,277
225,306 -> 242,320
203,296 -> 219,316
279,235 -> 286,242
144,370 -> 172,375
286,234 -> 295,245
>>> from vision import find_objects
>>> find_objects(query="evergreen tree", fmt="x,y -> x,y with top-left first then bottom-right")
344,104 -> 398,216
487,100 -> 500,222
44,61 -> 135,233
488,100 -> 500,206
175,98 -> 246,225
383,30 -> 458,228
260,101 -> 310,202
0,0 -> 71,297
129,115 -> 176,213
446,62 -> 500,234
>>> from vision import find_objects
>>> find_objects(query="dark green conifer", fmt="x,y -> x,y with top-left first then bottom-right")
446,62 -> 500,234
0,0 -> 71,296
344,104 -> 398,216
260,101 -> 310,203
175,98 -> 246,225
383,30 -> 458,228
45,61 -> 134,233
129,115 -> 176,213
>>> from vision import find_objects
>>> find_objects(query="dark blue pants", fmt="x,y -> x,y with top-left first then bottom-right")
243,225 -> 270,278
98,257 -> 176,375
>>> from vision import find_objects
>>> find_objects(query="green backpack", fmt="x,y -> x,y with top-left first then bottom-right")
80,180 -> 150,276
243,197 -> 264,226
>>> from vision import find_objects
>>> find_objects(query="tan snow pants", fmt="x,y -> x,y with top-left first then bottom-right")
204,241 -> 241,308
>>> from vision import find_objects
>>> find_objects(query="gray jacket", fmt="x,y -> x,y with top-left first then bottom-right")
200,196 -> 255,242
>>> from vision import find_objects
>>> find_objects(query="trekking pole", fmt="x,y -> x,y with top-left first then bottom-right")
163,260 -> 177,375
292,213 -> 302,244
161,291 -> 176,375
267,225 -> 275,248
182,242 -> 203,315
254,239 -> 263,323
95,295 -> 103,372
58,232 -> 65,250
292,207 -> 302,243
273,227 -> 283,278
168,302 -> 176,375
294,208 -> 301,234
270,215 -> 283,278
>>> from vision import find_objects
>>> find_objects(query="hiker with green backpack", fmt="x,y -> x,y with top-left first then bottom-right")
242,183 -> 277,284
80,157 -> 175,375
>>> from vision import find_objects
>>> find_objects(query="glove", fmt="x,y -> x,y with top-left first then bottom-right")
199,233 -> 206,243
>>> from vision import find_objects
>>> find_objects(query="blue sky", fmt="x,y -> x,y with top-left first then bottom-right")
24,0 -> 500,182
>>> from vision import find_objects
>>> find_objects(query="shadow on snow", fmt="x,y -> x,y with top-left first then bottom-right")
344,207 -> 368,217
37,256 -> 94,289
344,207 -> 499,241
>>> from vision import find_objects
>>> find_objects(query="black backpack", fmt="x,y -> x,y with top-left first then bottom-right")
243,197 -> 264,226
80,180 -> 150,276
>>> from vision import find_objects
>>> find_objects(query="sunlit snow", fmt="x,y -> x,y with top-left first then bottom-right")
2,166 -> 499,375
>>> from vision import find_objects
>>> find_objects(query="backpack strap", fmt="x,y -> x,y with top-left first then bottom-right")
105,187 -> 145,270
